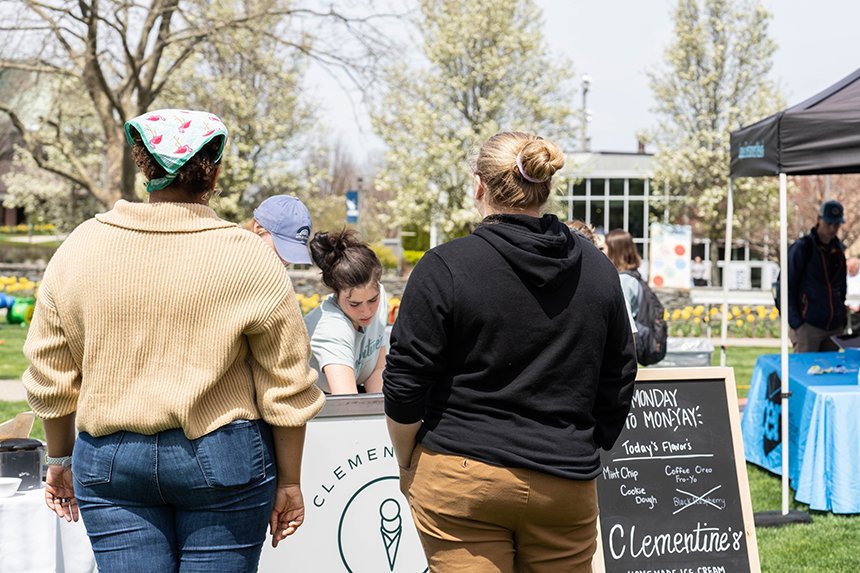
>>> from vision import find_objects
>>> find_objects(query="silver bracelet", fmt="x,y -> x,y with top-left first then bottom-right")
45,455 -> 72,468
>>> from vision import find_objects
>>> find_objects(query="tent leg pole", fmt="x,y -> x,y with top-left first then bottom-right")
757,173 -> 810,527
779,173 -> 790,516
720,179 -> 734,367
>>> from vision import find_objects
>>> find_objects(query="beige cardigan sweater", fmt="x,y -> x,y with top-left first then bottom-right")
23,200 -> 324,439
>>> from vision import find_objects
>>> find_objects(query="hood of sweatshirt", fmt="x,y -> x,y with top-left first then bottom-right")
472,214 -> 581,291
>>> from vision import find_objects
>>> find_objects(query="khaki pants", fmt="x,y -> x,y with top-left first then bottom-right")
400,445 -> 598,573
789,322 -> 843,353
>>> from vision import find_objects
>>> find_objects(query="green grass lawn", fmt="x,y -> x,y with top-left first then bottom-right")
0,400 -> 43,440
0,331 -> 857,570
711,345 -> 778,400
0,236 -> 62,265
0,323 -> 29,378
747,464 -> 860,572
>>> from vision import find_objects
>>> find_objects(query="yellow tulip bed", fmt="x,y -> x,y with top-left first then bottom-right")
1,276 -> 778,337
0,276 -> 39,297
0,224 -> 57,235
665,304 -> 780,338
297,294 -> 780,337
2,278 -> 405,322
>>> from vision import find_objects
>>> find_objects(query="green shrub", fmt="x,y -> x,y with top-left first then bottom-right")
370,243 -> 398,270
0,240 -> 59,264
401,225 -> 430,251
403,250 -> 425,266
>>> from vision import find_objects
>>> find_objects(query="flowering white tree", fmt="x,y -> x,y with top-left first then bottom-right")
158,15 -> 317,221
0,0 -> 396,212
649,0 -> 784,261
372,0 -> 576,243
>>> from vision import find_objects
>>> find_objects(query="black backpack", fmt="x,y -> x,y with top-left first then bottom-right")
624,271 -> 668,366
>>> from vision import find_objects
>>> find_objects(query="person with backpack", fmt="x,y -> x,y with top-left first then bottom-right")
786,200 -> 847,352
605,229 -> 668,366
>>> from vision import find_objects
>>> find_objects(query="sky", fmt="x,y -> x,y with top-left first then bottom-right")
543,0 -> 860,153
308,0 -> 860,161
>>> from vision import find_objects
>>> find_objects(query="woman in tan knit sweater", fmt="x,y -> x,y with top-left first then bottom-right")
23,109 -> 324,573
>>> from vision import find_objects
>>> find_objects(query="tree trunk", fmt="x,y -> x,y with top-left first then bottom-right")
101,125 -> 129,208
120,145 -> 138,203
710,237 -> 721,287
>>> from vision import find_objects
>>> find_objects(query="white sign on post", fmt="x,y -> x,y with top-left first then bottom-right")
258,396 -> 429,573
648,223 -> 692,289
727,262 -> 752,290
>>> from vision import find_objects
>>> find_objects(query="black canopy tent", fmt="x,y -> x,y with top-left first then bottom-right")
725,67 -> 860,516
731,66 -> 860,177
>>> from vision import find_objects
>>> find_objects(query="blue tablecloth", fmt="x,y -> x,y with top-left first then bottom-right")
741,352 -> 860,513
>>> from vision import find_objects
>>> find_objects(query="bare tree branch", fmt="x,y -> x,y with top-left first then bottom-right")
3,0 -> 404,209
136,0 -> 178,110
23,1 -> 83,64
0,59 -> 75,76
0,104 -> 97,194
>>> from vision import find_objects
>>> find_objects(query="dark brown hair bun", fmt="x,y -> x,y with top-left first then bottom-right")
309,229 -> 383,293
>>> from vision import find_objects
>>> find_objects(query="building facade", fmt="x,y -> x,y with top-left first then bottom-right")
556,151 -> 776,290
556,151 -> 662,261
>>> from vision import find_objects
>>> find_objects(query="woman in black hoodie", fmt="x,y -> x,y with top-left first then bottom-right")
383,131 -> 637,572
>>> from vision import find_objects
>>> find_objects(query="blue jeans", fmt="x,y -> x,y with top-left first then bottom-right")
73,420 -> 276,573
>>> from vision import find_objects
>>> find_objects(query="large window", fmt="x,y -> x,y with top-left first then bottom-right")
590,201 -> 605,232
559,175 -> 654,258
609,200 -> 625,231
628,200 -> 645,238
557,177 -> 663,259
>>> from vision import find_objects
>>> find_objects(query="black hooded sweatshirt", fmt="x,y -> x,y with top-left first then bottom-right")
383,214 -> 637,480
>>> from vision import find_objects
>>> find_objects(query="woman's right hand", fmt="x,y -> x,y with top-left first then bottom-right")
45,464 -> 79,522
270,483 -> 304,547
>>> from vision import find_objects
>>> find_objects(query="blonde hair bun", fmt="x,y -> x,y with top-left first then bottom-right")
473,131 -> 565,211
517,139 -> 565,183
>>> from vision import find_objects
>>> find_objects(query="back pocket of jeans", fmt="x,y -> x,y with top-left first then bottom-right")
192,420 -> 266,489
73,431 -> 124,486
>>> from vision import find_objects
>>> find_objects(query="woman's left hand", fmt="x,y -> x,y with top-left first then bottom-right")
270,483 -> 305,547
45,464 -> 79,522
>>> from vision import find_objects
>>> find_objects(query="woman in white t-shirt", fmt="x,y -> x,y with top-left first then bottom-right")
304,230 -> 388,394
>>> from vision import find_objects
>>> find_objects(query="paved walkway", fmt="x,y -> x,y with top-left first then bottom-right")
710,337 -> 781,348
0,379 -> 26,402
3,234 -> 66,244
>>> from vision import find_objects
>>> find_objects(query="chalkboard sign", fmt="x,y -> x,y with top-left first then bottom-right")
594,367 -> 760,573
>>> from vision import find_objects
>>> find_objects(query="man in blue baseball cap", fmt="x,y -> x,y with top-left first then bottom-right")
786,200 -> 847,352
253,195 -> 313,266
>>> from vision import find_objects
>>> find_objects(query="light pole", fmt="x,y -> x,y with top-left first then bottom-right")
580,74 -> 592,152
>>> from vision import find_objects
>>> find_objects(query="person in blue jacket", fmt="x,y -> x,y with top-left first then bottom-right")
787,200 -> 847,352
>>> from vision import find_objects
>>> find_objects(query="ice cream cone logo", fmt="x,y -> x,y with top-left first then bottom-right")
337,476 -> 428,572
379,498 -> 402,571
